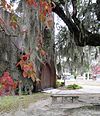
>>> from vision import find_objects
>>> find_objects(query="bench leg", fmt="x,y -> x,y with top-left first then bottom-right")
61,97 -> 64,103
64,97 -> 68,102
71,97 -> 79,103
72,97 -> 74,103
52,97 -> 57,104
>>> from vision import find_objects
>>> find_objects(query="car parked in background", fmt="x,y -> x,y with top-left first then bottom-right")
76,75 -> 85,80
96,74 -> 100,81
63,74 -> 75,81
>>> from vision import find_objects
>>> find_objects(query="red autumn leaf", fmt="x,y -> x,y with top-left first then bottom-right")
22,64 -> 30,72
2,71 -> 14,86
0,71 -> 14,87
40,49 -> 46,56
21,53 -> 30,61
16,60 -> 25,69
27,0 -> 34,6
22,56 -> 28,61
43,10 -> 47,16
40,0 -> 43,7
12,82 -> 18,89
0,71 -> 15,96
0,17 -> 5,24
10,22 -> 18,29
43,1 -> 48,7
39,13 -> 46,22
7,4 -> 11,10
23,71 -> 27,78
46,6 -> 52,14
1,0 -> 7,9
39,9 -> 42,14
33,2 -> 38,8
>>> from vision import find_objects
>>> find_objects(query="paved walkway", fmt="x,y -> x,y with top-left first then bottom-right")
43,85 -> 100,95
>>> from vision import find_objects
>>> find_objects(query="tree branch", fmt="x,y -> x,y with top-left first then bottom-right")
52,2 -> 83,45
52,2 -> 79,34
59,0 -> 65,5
86,33 -> 100,46
72,0 -> 77,17
51,1 -> 100,46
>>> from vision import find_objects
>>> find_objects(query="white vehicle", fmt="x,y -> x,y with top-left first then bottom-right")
64,74 -> 75,81
96,74 -> 100,81
76,75 -> 85,80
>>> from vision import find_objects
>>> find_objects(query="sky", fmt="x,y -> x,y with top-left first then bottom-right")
7,0 -> 19,10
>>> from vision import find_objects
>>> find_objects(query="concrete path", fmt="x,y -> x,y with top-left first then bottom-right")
43,85 -> 100,95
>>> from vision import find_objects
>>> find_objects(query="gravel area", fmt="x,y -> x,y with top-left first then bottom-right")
1,85 -> 100,116
1,95 -> 100,116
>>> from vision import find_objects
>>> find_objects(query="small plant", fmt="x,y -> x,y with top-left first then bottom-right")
56,81 -> 61,88
56,80 -> 64,88
66,84 -> 82,90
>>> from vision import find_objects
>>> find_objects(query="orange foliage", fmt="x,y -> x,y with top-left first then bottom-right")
1,0 -> 7,9
26,0 -> 38,7
7,4 -> 11,10
1,0 -> 13,11
16,59 -> 26,69
10,21 -> 17,29
27,0 -> 34,5
39,0 -> 52,23
40,49 -> 47,57
16,53 -> 38,81
22,71 -> 27,78
0,71 -> 17,95
10,14 -> 18,29
45,14 -> 54,28
0,17 -> 5,24
39,13 -> 46,22
21,53 -> 30,61
12,82 -> 18,90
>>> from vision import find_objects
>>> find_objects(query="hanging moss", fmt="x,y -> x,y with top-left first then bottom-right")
43,27 -> 51,51
57,62 -> 61,73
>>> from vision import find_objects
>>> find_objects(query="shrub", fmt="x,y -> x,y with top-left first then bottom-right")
56,81 -> 64,88
0,71 -> 17,96
66,84 -> 82,90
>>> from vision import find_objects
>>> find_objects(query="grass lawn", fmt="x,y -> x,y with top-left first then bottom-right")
0,93 -> 49,113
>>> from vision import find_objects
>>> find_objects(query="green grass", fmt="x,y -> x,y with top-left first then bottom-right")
0,93 -> 49,113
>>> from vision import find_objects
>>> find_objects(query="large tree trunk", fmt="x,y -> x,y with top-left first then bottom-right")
16,1 -> 56,90
42,27 -> 56,89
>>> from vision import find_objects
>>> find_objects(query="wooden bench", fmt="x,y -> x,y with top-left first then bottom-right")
51,94 -> 79,103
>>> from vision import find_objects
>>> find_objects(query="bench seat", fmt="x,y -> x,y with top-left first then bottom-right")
51,94 -> 79,103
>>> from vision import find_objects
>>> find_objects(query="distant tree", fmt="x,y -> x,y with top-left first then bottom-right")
55,0 -> 100,74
